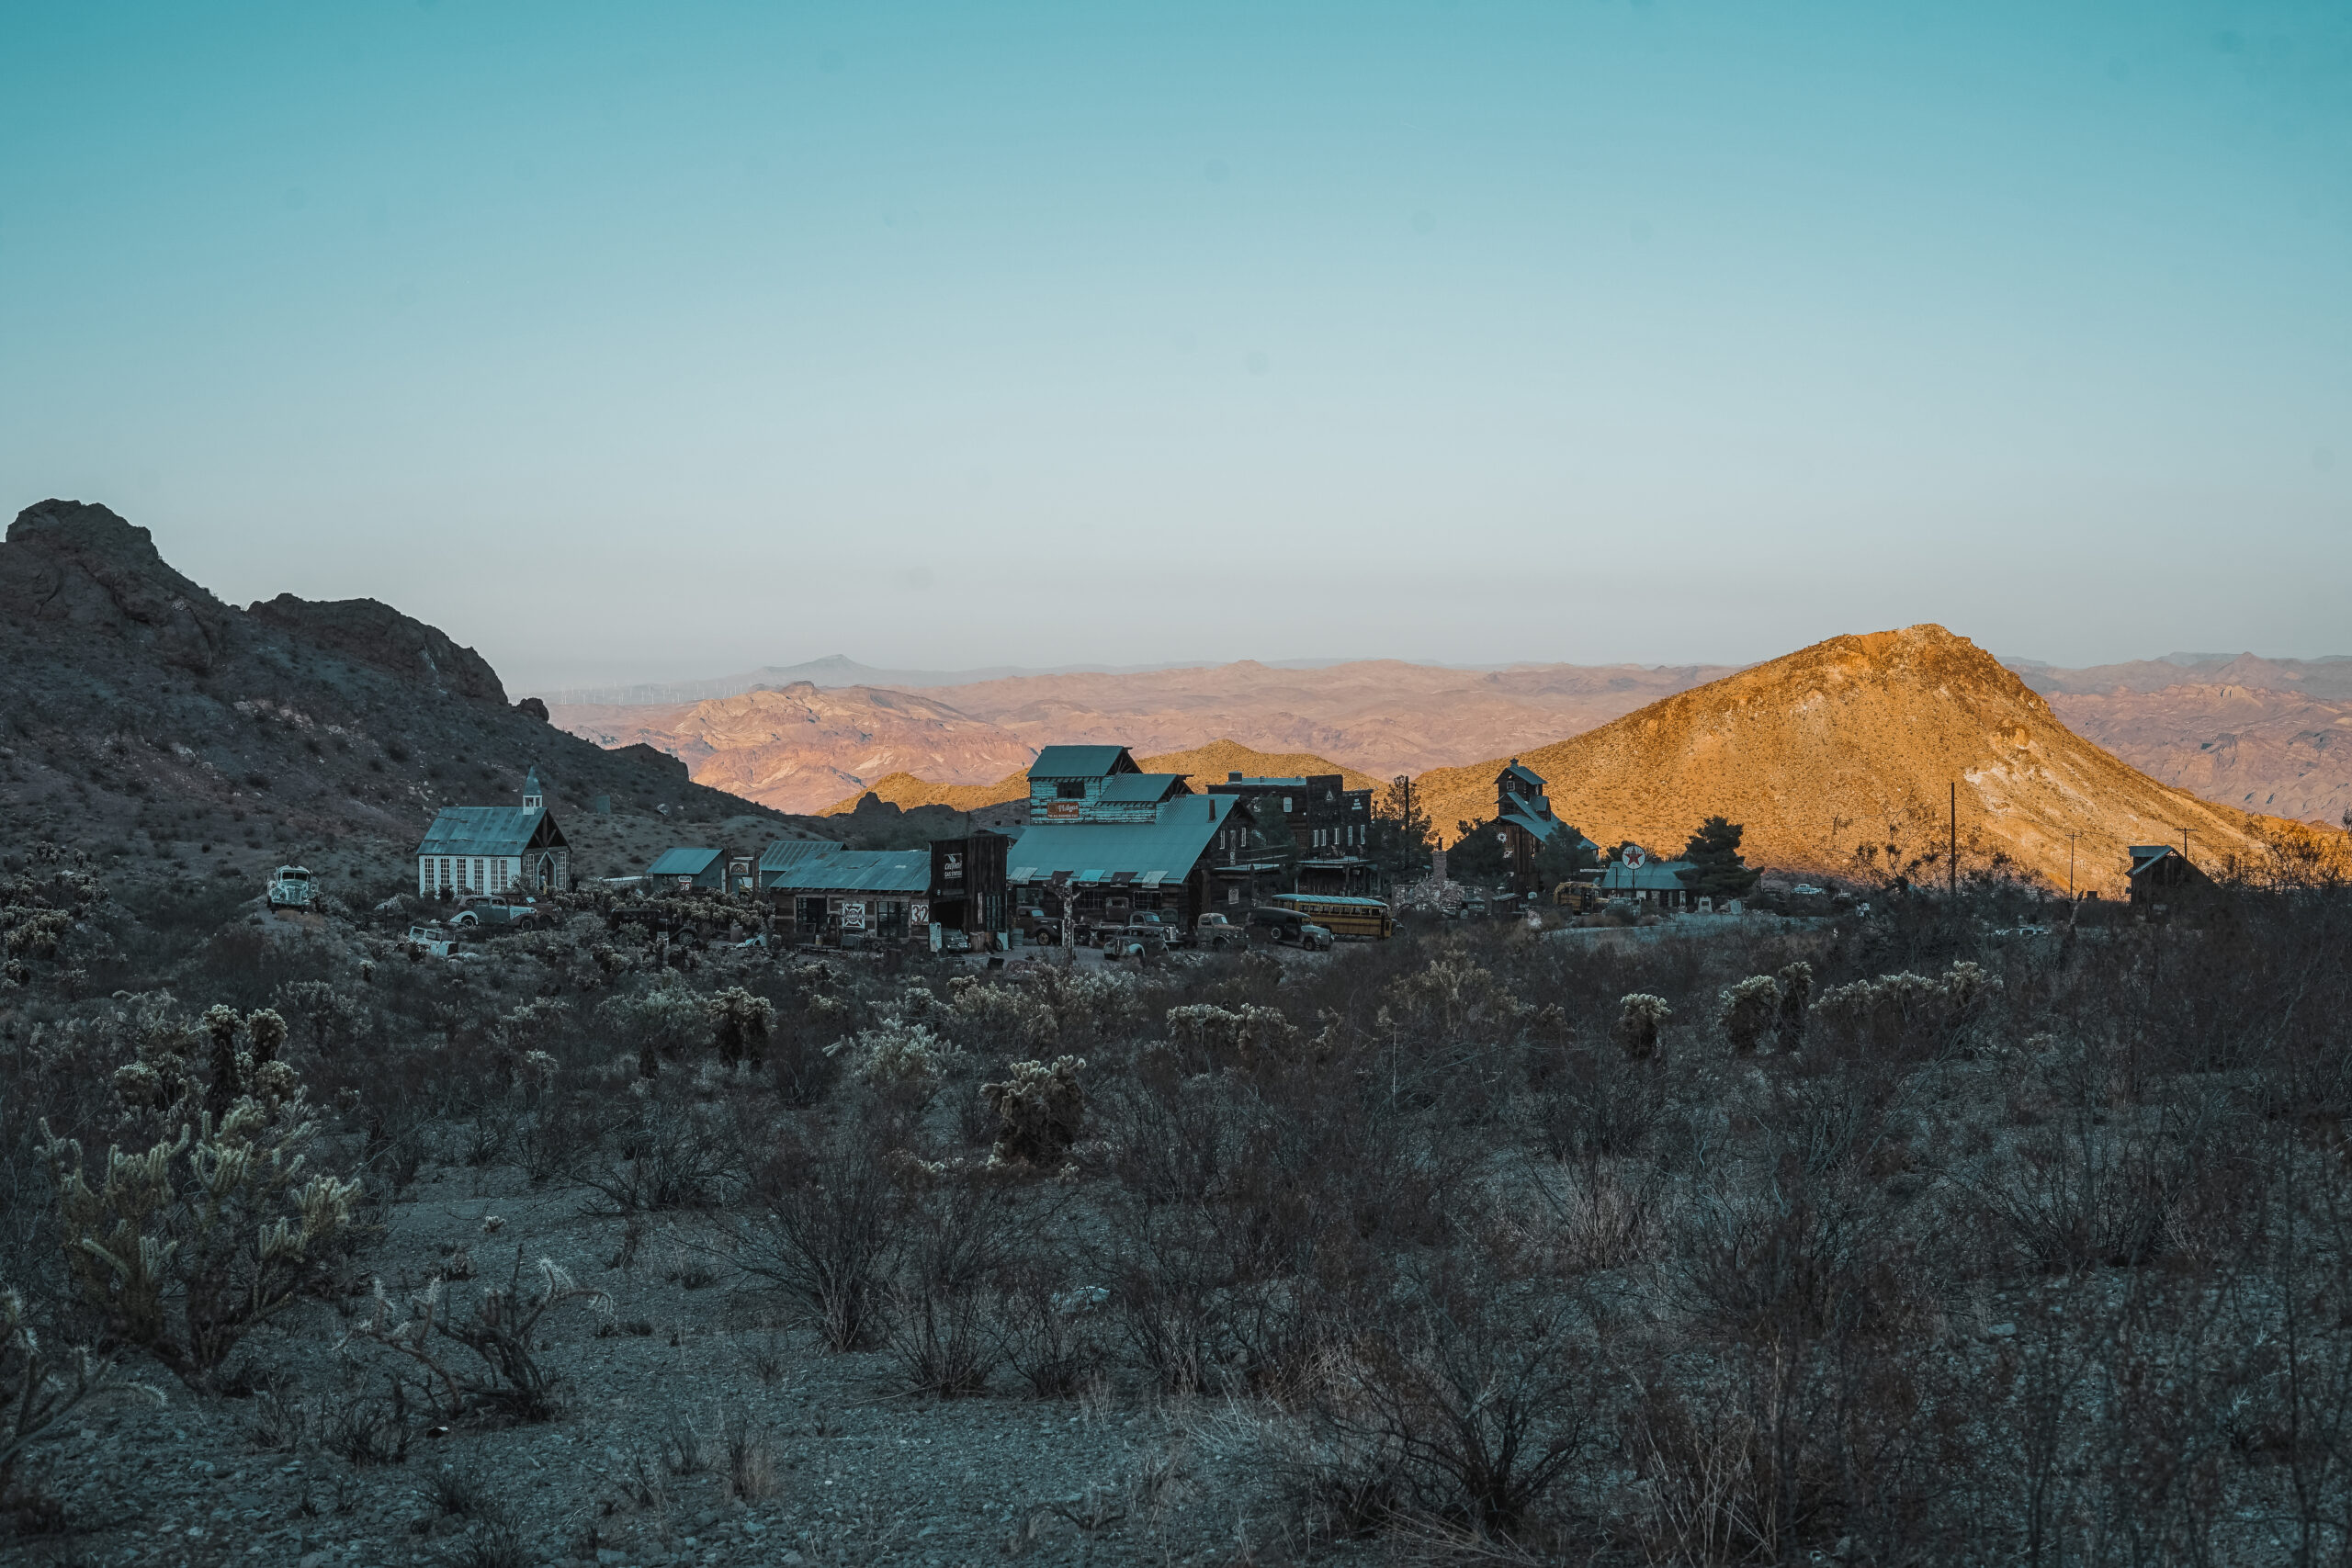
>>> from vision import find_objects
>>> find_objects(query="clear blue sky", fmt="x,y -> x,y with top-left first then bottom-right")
4,2 -> 2346,691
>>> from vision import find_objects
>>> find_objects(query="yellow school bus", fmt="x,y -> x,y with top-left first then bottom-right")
1267,893 -> 1394,940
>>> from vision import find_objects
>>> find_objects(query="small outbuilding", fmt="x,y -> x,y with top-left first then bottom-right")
648,846 -> 727,891
2127,844 -> 2206,906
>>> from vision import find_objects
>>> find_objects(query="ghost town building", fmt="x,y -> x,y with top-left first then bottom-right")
414,766 -> 571,896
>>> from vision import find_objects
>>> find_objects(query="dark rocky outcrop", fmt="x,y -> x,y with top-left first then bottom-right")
247,593 -> 507,705
0,499 -> 235,673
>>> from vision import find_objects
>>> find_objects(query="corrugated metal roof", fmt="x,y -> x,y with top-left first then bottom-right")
1005,793 -> 1236,884
1500,761 -> 1545,789
648,846 -> 724,877
1498,808 -> 1560,841
1209,776 -> 1307,789
1598,860 -> 1695,892
416,807 -> 560,858
762,849 -> 933,895
757,839 -> 842,874
1029,745 -> 1135,779
1098,773 -> 1191,804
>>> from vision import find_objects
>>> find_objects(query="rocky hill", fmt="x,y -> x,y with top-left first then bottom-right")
549,683 -> 1037,814
1413,625 -> 2343,895
0,500 -> 793,893
824,739 -> 1383,817
2045,684 -> 2352,829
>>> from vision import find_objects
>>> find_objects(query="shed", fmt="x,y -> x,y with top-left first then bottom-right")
762,849 -> 934,945
2127,844 -> 2206,906
648,846 -> 727,891
1596,851 -> 1702,909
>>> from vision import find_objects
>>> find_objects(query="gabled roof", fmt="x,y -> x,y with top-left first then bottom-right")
416,807 -> 564,858
763,848 -> 932,895
1597,858 -> 1697,892
1029,745 -> 1138,780
757,839 -> 842,874
1498,808 -> 1560,842
1098,773 -> 1193,804
1005,793 -> 1240,886
648,846 -> 724,877
1499,761 -> 1545,790
2129,845 -> 2186,877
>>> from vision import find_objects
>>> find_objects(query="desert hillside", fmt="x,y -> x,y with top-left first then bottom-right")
550,683 -> 1037,815
822,739 -> 1382,817
0,500 -> 791,890
2041,684 -> 2352,829
1416,625 -> 2342,895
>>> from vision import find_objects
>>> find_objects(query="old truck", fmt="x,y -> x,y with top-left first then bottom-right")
266,865 -> 314,911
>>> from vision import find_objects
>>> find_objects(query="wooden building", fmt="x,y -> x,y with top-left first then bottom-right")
928,830 -> 1011,945
646,846 -> 727,891
762,849 -> 933,947
1006,792 -> 1269,938
2127,843 -> 2207,907
1204,771 -> 1376,894
416,769 -> 571,895
1491,760 -> 1587,899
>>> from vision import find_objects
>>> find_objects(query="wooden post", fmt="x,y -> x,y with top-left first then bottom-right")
1949,780 -> 1958,896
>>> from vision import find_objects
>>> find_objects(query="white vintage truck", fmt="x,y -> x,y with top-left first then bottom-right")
266,865 -> 314,911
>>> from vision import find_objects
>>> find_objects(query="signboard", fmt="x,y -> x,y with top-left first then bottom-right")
1046,800 -> 1085,820
842,901 -> 867,931
939,853 -> 963,886
910,899 -> 930,925
1622,847 -> 1647,870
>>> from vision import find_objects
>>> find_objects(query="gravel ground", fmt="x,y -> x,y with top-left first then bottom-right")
20,1161 -> 1288,1568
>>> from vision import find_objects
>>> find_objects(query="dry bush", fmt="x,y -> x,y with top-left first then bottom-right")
1,1280 -> 158,1507
346,1250 -> 610,1424
581,1097 -> 740,1212
728,1114 -> 909,1351
1294,1289 -> 1599,1537
1774,960 -> 1814,1051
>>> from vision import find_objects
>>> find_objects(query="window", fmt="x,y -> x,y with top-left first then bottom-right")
1056,780 -> 1086,800
1283,797 -> 1293,812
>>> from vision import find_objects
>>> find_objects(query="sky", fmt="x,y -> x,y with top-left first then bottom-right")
3,1 -> 2347,693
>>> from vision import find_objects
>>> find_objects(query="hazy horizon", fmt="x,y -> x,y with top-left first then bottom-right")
6,2 -> 2346,691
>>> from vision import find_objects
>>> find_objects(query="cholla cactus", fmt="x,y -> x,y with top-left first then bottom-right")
707,987 -> 775,1068
40,1097 -> 360,1385
1718,976 -> 1781,1055
1614,994 -> 1672,1061
1775,961 -> 1815,1051
947,983 -> 1057,1053
829,1019 -> 948,1090
1164,1003 -> 1298,1066
981,1056 -> 1088,1167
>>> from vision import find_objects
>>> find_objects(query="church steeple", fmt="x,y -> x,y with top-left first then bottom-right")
521,766 -> 544,811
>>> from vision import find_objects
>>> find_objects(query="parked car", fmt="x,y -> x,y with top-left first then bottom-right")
405,923 -> 456,958
1245,908 -> 1334,951
1193,912 -> 1239,950
1100,911 -> 1172,959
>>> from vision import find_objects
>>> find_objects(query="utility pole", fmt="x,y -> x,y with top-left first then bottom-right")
1949,780 -> 1958,897
2067,832 -> 2076,901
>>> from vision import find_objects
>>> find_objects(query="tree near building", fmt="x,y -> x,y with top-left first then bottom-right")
1445,818 -> 1508,881
1533,827 -> 1596,891
1370,774 -> 1434,874
1678,816 -> 1760,899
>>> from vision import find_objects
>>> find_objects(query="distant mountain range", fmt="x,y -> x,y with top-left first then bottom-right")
549,647 -> 2352,828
